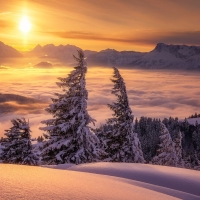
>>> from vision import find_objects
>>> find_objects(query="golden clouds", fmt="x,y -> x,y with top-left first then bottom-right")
45,30 -> 200,51
1,0 -> 200,51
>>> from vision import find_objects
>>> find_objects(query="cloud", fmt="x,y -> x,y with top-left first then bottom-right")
0,12 -> 11,15
0,101 -> 47,115
0,66 -> 10,70
0,20 -> 9,28
0,93 -> 48,115
46,30 -> 200,46
0,93 -> 42,104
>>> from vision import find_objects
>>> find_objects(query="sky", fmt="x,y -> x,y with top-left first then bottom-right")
1,0 -> 200,51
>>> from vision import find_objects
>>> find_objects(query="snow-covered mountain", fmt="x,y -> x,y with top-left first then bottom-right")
130,43 -> 200,69
86,48 -> 145,66
0,41 -> 21,57
1,41 -> 200,69
87,43 -> 200,69
29,44 -> 80,60
28,44 -> 97,61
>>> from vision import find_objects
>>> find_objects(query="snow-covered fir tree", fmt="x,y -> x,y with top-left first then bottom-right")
162,117 -> 180,141
98,67 -> 145,163
40,50 -> 103,164
152,123 -> 177,166
174,131 -> 185,167
192,126 -> 200,156
0,118 -> 38,165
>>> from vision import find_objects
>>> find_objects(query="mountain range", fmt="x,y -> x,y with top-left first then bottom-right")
27,44 -> 96,62
1,41 -> 200,70
86,43 -> 200,69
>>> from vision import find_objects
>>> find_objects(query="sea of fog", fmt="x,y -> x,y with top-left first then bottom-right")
0,61 -> 200,138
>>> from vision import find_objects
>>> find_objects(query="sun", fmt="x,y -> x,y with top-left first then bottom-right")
19,16 -> 31,33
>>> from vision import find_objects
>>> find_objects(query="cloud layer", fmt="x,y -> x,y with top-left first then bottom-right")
0,64 -> 200,137
0,93 -> 48,115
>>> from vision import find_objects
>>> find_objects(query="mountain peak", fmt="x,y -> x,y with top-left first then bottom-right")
154,43 -> 168,52
0,41 -> 5,45
100,48 -> 118,53
33,44 -> 42,51
0,41 -> 21,57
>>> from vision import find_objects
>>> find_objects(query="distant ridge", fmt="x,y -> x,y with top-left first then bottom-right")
87,43 -> 200,70
0,41 -> 22,57
129,43 -> 200,69
34,61 -> 53,68
86,48 -> 145,66
1,41 -> 200,69
28,44 -> 96,61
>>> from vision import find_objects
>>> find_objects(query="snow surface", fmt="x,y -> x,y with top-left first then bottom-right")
186,118 -> 200,125
50,162 -> 200,199
41,162 -> 200,199
1,163 -> 200,199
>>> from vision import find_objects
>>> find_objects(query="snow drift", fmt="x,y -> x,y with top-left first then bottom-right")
1,162 -> 199,199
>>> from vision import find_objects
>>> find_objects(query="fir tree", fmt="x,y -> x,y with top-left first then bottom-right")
0,118 -> 38,165
174,131 -> 185,167
37,136 -> 44,142
162,117 -> 180,141
100,67 -> 144,163
40,50 -> 103,164
152,123 -> 176,166
135,117 -> 161,162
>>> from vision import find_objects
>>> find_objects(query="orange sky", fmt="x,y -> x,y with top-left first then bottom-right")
1,0 -> 200,51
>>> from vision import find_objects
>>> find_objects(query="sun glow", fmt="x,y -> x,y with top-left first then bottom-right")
19,16 -> 31,33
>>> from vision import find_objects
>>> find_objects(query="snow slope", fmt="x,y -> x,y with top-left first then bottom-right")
1,162 -> 200,199
42,162 -> 200,199
1,163 -> 195,200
